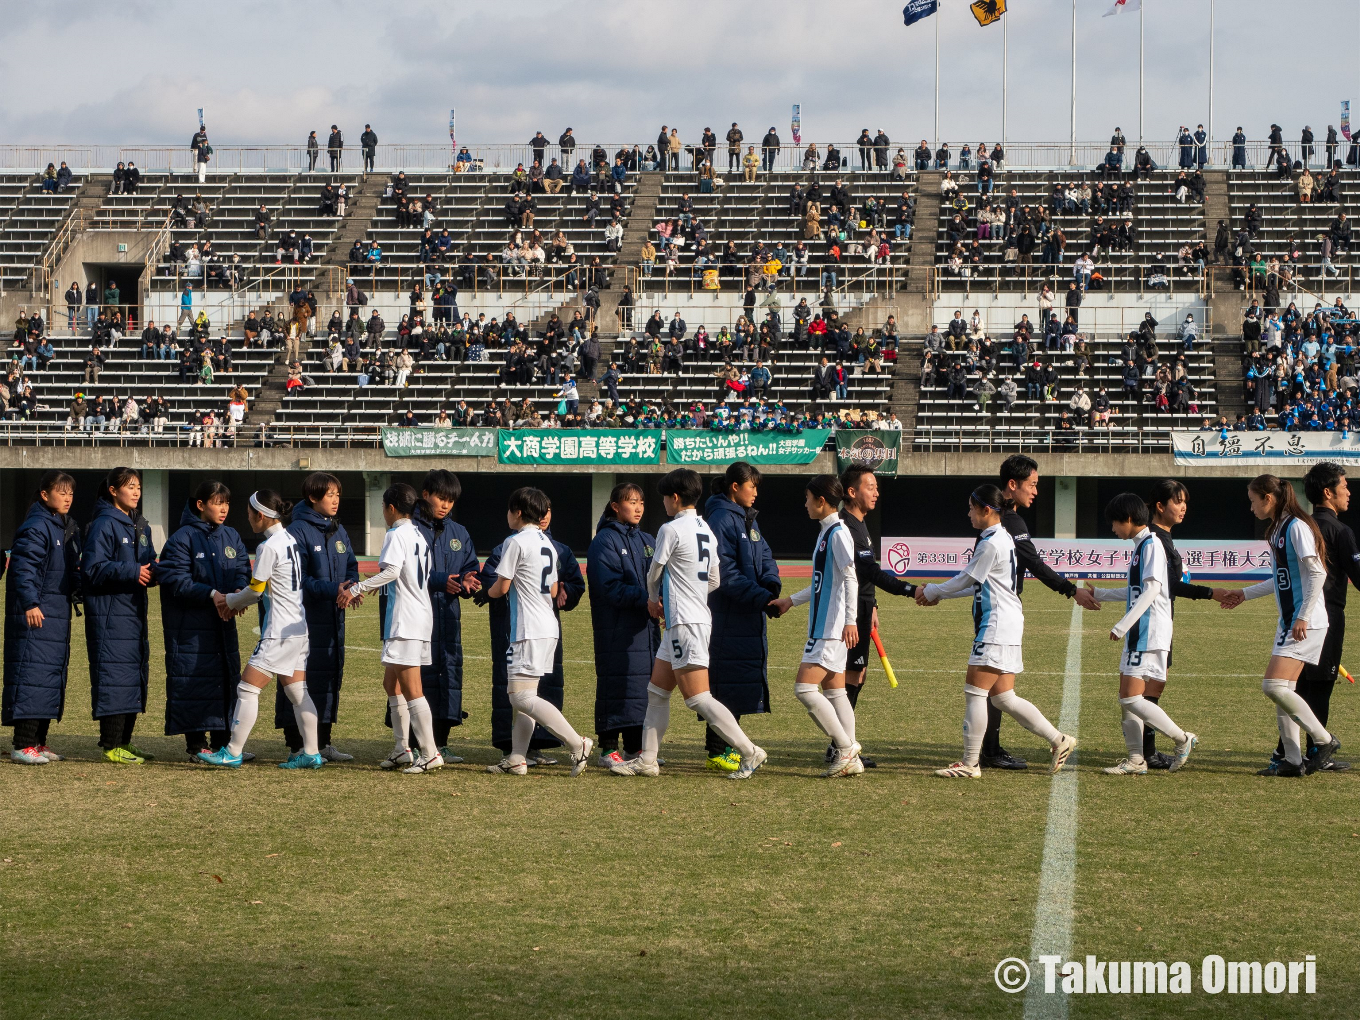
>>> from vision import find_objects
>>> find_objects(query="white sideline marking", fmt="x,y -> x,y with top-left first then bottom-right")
1024,601 -> 1083,1019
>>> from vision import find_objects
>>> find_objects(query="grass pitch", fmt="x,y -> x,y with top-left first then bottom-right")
1,578 -> 1358,1019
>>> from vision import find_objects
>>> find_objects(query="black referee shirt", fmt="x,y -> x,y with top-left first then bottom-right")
1000,508 -> 1077,598
839,509 -> 914,612
1312,507 -> 1360,616
1151,523 -> 1214,614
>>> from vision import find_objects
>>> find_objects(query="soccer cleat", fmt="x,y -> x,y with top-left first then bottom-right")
436,747 -> 465,764
196,747 -> 242,768
706,749 -> 742,772
1145,750 -> 1175,770
841,753 -> 866,777
120,744 -> 155,762
380,749 -> 414,771
1168,732 -> 1197,772
610,755 -> 660,777
822,742 -> 862,778
1049,733 -> 1077,774
403,753 -> 444,775
104,746 -> 145,765
487,757 -> 528,775
1258,759 -> 1303,777
1307,736 -> 1342,774
278,751 -> 325,770
1318,758 -> 1352,772
34,746 -> 63,762
1102,757 -> 1148,775
729,745 -> 768,780
979,748 -> 1028,770
527,751 -> 558,767
11,746 -> 49,765
569,737 -> 594,777
860,754 -> 878,769
597,750 -> 625,769
319,745 -> 354,763
241,751 -> 256,762
934,760 -> 982,778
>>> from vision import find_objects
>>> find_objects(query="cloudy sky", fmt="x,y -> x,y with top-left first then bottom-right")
3,0 -> 1356,150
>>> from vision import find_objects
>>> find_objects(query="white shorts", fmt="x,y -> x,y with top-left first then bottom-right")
1119,647 -> 1168,682
802,637 -> 848,673
248,634 -> 309,677
383,638 -> 432,667
657,623 -> 710,670
1273,620 -> 1328,666
968,641 -> 1023,675
507,637 -> 556,679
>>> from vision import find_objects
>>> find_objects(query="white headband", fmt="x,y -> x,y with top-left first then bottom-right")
249,492 -> 279,519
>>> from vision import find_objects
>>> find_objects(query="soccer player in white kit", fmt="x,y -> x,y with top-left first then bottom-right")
198,491 -> 324,770
772,475 -> 863,777
916,484 -> 1076,778
611,468 -> 767,779
1229,475 -> 1343,776
485,488 -> 593,777
1084,493 -> 1198,775
338,483 -> 445,774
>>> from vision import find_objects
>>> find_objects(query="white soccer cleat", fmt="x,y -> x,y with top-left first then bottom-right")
10,747 -> 49,765
34,745 -> 62,761
320,745 -> 354,763
597,750 -> 625,769
380,748 -> 414,771
486,757 -> 528,775
1168,732 -> 1197,772
842,753 -> 866,777
822,742 -> 862,778
403,753 -> 444,775
1102,757 -> 1148,775
609,756 -> 660,776
527,751 -> 558,767
1050,733 -> 1077,774
730,745 -> 768,780
569,737 -> 594,777
934,761 -> 982,778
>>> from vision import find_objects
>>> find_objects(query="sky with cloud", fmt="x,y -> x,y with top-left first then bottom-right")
2,0 -> 1356,150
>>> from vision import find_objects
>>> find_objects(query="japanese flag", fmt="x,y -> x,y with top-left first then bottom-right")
1104,0 -> 1141,15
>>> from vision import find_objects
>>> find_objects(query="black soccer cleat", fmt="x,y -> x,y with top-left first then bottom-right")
1258,759 -> 1303,777
980,747 -> 1028,770
1145,750 -> 1175,771
1306,737 -> 1342,774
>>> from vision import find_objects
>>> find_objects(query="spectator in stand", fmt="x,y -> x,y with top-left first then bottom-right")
306,131 -> 319,172
191,124 -> 212,182
914,140 -> 931,172
761,127 -> 780,172
55,161 -> 73,191
327,124 -> 343,171
743,145 -> 760,183
360,123 -> 378,173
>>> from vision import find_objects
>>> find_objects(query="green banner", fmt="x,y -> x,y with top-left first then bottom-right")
381,427 -> 498,458
666,429 -> 831,465
498,429 -> 662,465
835,430 -> 901,478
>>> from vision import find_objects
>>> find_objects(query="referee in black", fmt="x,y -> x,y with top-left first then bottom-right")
838,464 -> 916,767
992,455 -> 1101,769
1270,461 -> 1357,772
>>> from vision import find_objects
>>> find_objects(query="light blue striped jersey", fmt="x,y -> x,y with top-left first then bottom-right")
1123,527 -> 1172,653
966,524 -> 1023,645
806,515 -> 856,641
1271,515 -> 1329,630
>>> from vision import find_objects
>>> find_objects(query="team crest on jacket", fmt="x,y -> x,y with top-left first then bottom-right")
750,528 -> 760,542
139,533 -> 148,547
644,545 -> 654,556
224,546 -> 237,558
335,540 -> 346,553
449,538 -> 462,551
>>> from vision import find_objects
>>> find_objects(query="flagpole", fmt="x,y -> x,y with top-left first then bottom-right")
1002,8 -> 1008,151
934,6 -> 940,151
1070,0 -> 1077,165
1138,4 -> 1144,145
1208,0 -> 1215,163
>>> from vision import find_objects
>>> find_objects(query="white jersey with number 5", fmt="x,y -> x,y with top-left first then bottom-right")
496,524 -> 559,643
252,524 -> 308,643
648,508 -> 720,627
376,518 -> 434,641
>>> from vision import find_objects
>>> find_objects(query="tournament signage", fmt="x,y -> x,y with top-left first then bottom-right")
381,427 -> 497,458
1171,430 -> 1360,468
835,430 -> 900,478
498,429 -> 662,466
666,429 -> 830,465
880,536 -> 1272,581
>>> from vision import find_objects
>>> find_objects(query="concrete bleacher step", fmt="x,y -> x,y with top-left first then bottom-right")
244,362 -> 289,424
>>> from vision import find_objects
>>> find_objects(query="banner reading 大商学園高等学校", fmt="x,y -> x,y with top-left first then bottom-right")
498,429 -> 662,466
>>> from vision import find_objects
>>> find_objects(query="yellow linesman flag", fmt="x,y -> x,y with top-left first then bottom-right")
971,0 -> 1005,27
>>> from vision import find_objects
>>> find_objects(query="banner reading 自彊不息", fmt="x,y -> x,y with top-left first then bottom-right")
381,427 -> 497,458
1171,430 -> 1360,467
835,430 -> 900,477
498,429 -> 662,465
667,429 -> 831,465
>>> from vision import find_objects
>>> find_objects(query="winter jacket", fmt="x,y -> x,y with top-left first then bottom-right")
587,517 -> 660,734
157,502 -> 249,734
274,503 -> 358,727
82,499 -> 157,718
480,533 -> 585,752
702,494 -> 781,715
2,502 -> 81,724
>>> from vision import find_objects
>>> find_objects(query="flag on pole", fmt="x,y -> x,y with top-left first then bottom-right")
903,0 -> 938,27
791,104 -> 801,145
970,0 -> 1005,27
1104,0 -> 1141,15
1343,101 -> 1351,142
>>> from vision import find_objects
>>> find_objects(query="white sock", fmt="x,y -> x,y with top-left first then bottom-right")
824,687 -> 856,745
684,691 -> 755,758
282,681 -> 319,755
1275,704 -> 1304,766
795,682 -> 851,750
1262,679 -> 1332,751
388,694 -> 411,753
406,696 -> 438,759
508,679 -> 584,757
1120,694 -> 1185,746
1120,706 -> 1146,764
640,683 -> 671,764
963,685 -> 989,767
509,710 -> 536,765
989,688 -> 1061,745
226,683 -> 259,757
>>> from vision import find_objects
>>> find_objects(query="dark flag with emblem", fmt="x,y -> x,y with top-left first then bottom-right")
902,0 -> 939,28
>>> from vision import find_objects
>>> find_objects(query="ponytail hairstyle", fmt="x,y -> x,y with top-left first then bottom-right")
602,481 -> 645,521
194,480 -> 231,509
35,470 -> 75,504
969,483 -> 1005,517
805,474 -> 845,507
250,489 -> 293,524
712,459 -> 763,498
1248,474 -> 1326,567
1146,478 -> 1188,520
382,482 -> 420,517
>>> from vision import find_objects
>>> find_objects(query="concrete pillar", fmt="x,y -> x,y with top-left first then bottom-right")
1053,476 -> 1077,539
1293,480 -> 1312,513
363,472 -> 390,555
142,469 -> 170,550
591,473 -> 615,536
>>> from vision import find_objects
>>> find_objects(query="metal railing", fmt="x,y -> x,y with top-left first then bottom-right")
930,263 -> 1206,300
1202,263 -> 1359,299
627,260 -> 903,298
909,425 -> 1173,454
